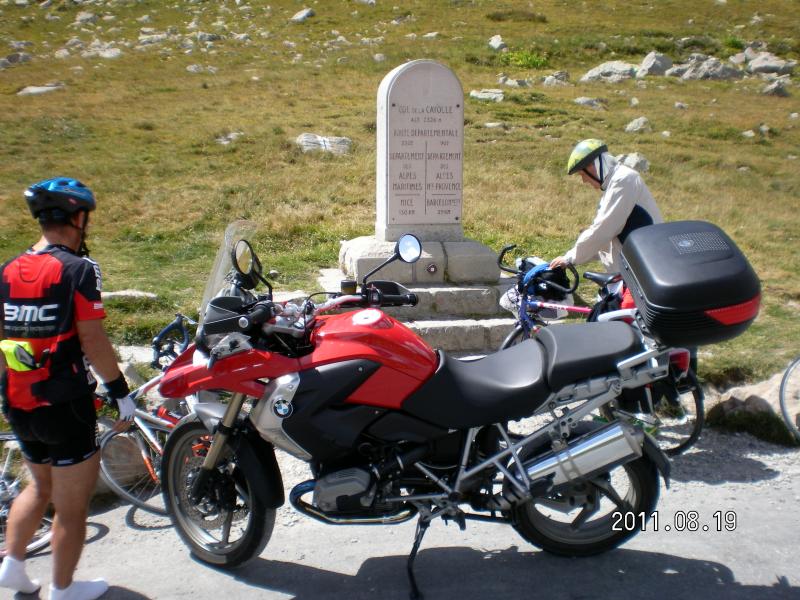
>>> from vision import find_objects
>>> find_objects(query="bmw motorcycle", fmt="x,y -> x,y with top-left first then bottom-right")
159,234 -> 674,597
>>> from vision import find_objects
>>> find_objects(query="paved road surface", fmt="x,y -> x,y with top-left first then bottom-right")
18,429 -> 800,600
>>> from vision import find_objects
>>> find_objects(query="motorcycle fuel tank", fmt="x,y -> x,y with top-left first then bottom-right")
302,309 -> 438,410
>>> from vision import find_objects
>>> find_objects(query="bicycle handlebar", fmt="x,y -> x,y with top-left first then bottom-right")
497,244 -> 518,274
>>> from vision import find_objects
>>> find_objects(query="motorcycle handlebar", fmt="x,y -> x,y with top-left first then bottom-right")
238,302 -> 275,329
380,293 -> 418,307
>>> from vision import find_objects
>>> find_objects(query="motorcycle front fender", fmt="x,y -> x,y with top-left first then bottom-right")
184,404 -> 285,510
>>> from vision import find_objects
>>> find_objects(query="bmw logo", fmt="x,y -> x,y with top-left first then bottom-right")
273,398 -> 293,418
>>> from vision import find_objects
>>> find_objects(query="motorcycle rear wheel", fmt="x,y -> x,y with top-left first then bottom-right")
510,455 -> 659,556
161,421 -> 275,568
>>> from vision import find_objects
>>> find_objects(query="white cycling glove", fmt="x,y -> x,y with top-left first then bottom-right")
116,394 -> 136,421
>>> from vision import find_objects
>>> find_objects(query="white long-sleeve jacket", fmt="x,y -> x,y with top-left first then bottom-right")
564,162 -> 663,274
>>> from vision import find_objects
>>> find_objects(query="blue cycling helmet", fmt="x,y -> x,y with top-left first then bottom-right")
24,177 -> 96,221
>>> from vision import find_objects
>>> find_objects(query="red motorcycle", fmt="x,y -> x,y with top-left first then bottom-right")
158,228 -> 756,598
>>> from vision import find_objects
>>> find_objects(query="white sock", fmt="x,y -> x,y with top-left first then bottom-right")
48,578 -> 109,600
0,555 -> 41,594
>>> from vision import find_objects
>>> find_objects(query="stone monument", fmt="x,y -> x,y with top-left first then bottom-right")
340,59 -> 499,284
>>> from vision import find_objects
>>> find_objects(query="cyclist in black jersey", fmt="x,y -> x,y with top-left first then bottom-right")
0,178 -> 134,600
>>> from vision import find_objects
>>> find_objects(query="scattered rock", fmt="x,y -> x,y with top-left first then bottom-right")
137,15 -> 152,24
186,64 -> 216,74
542,70 -> 570,87
6,52 -> 32,64
356,0 -> 376,5
138,33 -> 169,45
758,123 -> 770,136
742,130 -> 756,138
790,112 -> 799,120
625,116 -> 651,133
9,40 -> 34,51
668,55 -> 743,80
197,32 -> 222,43
469,89 -> 504,102
290,8 -> 315,23
422,32 -> 439,40
675,101 -> 688,109
630,97 -> 639,107
1,58 -> 13,70
405,33 -> 417,40
616,152 -> 650,173
497,73 -> 530,88
373,53 -> 386,62
747,52 -> 796,76
74,11 -> 97,25
216,131 -> 244,145
65,38 -> 84,49
488,34 -> 506,51
574,97 -> 605,109
661,131 -> 671,138
483,122 -> 506,129
295,133 -> 352,155
54,48 -> 70,59
637,51 -> 672,78
17,82 -> 64,96
102,290 -> 158,301
580,60 -> 638,83
762,79 -> 790,97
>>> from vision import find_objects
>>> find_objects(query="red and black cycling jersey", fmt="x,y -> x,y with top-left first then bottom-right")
1,244 -> 106,411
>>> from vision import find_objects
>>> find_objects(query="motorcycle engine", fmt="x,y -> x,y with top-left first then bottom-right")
313,468 -> 375,513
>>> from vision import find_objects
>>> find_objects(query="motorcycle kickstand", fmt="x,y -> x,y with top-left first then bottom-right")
407,517 -> 431,600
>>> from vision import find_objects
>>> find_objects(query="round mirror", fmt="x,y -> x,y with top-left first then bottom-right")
396,234 -> 422,264
231,240 -> 255,276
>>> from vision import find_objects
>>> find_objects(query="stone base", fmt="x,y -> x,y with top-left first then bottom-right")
339,236 -> 499,284
376,222 -> 464,243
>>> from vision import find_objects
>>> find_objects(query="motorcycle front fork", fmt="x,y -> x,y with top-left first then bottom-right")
190,392 -> 247,501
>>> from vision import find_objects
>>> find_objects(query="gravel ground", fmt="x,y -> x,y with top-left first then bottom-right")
17,422 -> 800,600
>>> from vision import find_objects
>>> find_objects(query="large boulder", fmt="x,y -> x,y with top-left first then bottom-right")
616,152 -> 650,173
625,117 -> 651,133
747,52 -> 796,76
580,61 -> 638,83
295,133 -> 352,155
677,57 -> 743,80
637,51 -> 672,78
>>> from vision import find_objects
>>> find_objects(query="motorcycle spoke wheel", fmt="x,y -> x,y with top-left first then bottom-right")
511,456 -> 659,557
779,357 -> 800,443
162,421 -> 274,568
99,429 -> 168,515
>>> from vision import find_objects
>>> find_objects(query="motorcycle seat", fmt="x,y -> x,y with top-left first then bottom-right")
402,340 -> 551,429
536,322 -> 642,391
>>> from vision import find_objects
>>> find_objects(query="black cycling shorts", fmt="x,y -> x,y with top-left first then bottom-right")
7,396 -> 99,466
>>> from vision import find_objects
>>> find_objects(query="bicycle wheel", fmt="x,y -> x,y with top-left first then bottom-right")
779,357 -> 800,442
0,435 -> 53,557
99,427 -> 169,515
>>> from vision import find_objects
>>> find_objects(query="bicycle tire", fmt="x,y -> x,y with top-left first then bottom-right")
779,356 -> 800,442
607,370 -> 704,457
0,435 -> 54,557
99,427 -> 169,516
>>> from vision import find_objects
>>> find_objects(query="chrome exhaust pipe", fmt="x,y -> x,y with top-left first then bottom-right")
289,480 -> 417,525
524,422 -> 643,487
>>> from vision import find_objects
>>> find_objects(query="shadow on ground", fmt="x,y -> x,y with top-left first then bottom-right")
207,545 -> 800,600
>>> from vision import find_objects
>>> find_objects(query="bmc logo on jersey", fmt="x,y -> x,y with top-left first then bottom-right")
4,303 -> 60,323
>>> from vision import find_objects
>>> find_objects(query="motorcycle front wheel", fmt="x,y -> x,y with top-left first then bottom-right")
510,455 -> 659,556
161,421 -> 275,568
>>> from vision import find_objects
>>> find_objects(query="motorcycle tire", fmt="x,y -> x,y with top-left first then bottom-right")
510,455 -> 660,557
161,420 -> 275,568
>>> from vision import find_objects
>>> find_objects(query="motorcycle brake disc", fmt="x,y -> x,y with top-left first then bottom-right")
177,456 -> 248,528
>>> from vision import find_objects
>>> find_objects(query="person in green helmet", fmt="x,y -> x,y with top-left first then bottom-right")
549,139 -> 663,279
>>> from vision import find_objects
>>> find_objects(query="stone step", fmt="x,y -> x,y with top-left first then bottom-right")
404,317 -> 516,353
318,269 -> 515,319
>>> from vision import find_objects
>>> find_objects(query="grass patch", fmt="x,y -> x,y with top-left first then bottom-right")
500,50 -> 549,70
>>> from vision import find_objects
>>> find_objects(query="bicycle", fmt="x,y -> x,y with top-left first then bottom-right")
97,314 -> 196,516
496,244 -> 705,457
779,355 -> 800,442
0,432 -> 53,558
